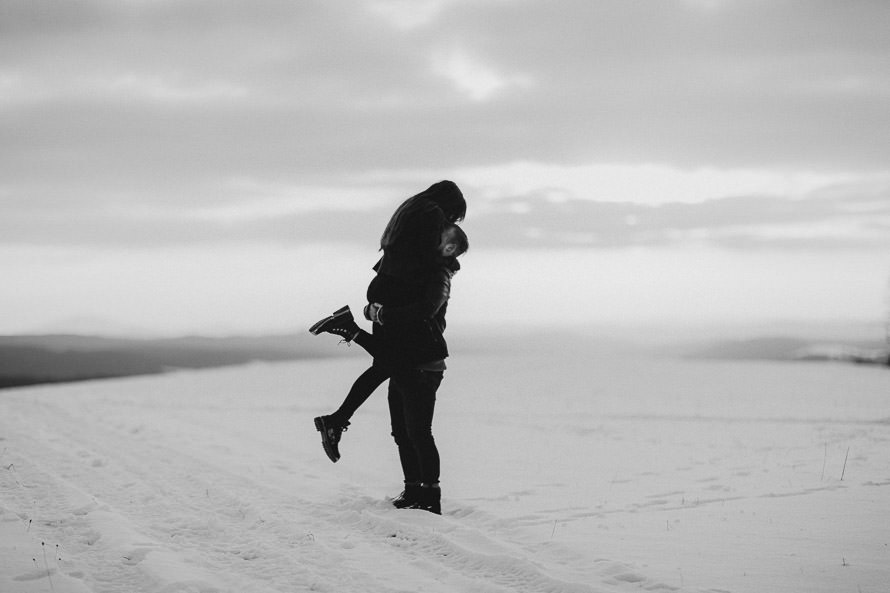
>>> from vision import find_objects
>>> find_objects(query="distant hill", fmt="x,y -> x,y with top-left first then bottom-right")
688,336 -> 889,365
0,333 -> 343,389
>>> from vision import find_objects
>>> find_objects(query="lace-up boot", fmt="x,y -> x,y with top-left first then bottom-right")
313,414 -> 350,462
391,482 -> 423,508
309,306 -> 360,342
410,483 -> 441,515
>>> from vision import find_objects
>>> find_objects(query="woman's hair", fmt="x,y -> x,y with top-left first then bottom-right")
413,180 -> 466,223
445,223 -> 470,256
378,180 -> 467,261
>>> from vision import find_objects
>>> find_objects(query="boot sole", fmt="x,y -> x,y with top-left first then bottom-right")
406,503 -> 441,515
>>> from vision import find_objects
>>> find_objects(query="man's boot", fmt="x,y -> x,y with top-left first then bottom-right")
392,482 -> 422,509
410,483 -> 441,515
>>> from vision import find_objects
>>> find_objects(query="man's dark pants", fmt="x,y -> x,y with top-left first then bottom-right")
387,368 -> 443,485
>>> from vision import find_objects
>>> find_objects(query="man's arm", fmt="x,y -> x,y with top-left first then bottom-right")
373,268 -> 453,325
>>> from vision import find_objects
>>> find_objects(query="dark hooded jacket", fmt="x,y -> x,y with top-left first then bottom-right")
366,258 -> 460,369
375,194 -> 450,280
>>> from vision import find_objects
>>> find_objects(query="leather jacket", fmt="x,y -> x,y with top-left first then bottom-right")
376,196 -> 449,280
366,259 -> 459,368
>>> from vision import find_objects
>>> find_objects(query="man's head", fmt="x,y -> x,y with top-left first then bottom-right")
439,224 -> 469,258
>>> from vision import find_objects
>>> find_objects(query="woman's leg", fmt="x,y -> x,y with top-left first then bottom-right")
331,364 -> 389,423
353,328 -> 409,371
323,327 -> 401,428
351,328 -> 378,357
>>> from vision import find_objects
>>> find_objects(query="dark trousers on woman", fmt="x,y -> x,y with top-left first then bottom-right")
329,330 -> 392,423
387,368 -> 442,486
331,364 -> 389,422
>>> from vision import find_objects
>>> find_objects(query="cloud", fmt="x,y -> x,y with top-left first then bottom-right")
451,162 -> 858,204
1,0 -> 889,255
366,0 -> 453,30
432,46 -> 534,102
462,179 -> 890,250
3,0 -> 889,175
3,172 -> 886,252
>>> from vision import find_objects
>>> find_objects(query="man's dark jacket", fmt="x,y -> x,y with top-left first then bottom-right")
366,260 -> 458,369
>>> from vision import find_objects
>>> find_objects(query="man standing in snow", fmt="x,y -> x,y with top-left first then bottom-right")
311,181 -> 467,515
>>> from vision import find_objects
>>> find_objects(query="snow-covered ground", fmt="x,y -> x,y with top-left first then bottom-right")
1,341 -> 888,593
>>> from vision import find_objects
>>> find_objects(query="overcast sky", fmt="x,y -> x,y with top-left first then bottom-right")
2,0 -> 889,336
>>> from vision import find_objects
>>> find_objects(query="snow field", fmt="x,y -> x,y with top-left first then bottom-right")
1,347 -> 889,592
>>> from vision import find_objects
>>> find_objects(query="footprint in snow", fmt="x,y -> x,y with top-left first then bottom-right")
121,548 -> 150,565
13,567 -> 58,582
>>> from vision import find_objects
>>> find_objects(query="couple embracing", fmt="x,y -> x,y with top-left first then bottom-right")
309,180 -> 469,515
